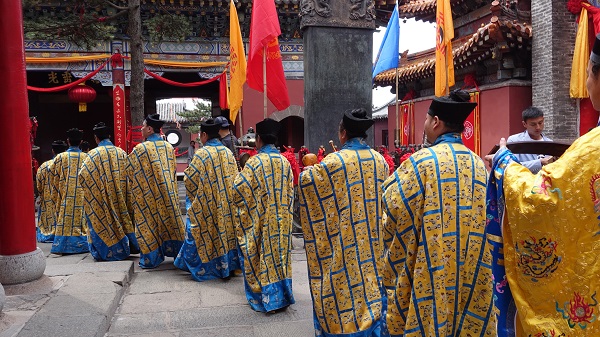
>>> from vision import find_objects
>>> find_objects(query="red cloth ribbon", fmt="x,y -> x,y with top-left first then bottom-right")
27,60 -> 109,92
401,89 -> 416,101
461,73 -> 480,91
143,68 -> 224,88
110,53 -> 124,68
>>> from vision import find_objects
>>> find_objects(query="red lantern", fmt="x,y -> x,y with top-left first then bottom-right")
68,83 -> 96,112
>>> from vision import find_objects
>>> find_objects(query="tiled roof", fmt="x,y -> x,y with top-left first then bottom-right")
373,16 -> 532,87
398,0 -> 482,22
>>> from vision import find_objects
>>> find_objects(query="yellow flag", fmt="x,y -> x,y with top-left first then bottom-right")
229,0 -> 247,123
435,0 -> 455,97
570,7 -> 589,98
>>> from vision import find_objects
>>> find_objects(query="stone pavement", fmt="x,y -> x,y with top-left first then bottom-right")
0,235 -> 313,337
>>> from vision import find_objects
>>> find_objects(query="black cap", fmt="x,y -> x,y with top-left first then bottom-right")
66,128 -> 83,144
256,118 -> 281,138
145,114 -> 165,130
428,90 -> 476,124
51,140 -> 68,154
214,116 -> 230,128
591,33 -> 600,64
200,118 -> 221,137
342,108 -> 374,137
93,122 -> 110,139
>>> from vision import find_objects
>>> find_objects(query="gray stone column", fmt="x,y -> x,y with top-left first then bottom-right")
301,0 -> 375,152
0,283 -> 4,313
531,0 -> 578,141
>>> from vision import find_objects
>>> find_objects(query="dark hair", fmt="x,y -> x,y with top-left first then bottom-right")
79,141 -> 90,151
68,136 -> 82,146
94,130 -> 110,141
150,126 -> 161,134
258,133 -> 277,145
442,120 -> 465,133
190,140 -> 196,145
339,120 -> 367,139
592,59 -> 600,77
205,132 -> 220,140
522,106 -> 544,122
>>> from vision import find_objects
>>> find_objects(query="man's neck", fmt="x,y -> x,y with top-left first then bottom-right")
527,131 -> 542,140
219,130 -> 230,138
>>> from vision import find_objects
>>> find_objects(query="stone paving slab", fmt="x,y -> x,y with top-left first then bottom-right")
15,314 -> 109,337
1,244 -> 134,337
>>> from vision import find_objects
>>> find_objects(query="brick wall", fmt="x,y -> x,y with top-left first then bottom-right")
531,0 -> 579,142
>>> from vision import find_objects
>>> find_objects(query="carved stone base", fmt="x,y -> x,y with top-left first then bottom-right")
0,248 -> 46,285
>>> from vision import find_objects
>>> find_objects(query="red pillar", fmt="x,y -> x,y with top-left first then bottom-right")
0,1 -> 37,255
112,52 -> 127,151
0,0 -> 45,286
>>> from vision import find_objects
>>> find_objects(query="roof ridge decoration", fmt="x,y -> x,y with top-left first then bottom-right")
373,15 -> 532,87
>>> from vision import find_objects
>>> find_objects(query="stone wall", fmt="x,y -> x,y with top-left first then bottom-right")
531,0 -> 578,141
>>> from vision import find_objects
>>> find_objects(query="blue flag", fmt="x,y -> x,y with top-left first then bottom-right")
372,4 -> 399,79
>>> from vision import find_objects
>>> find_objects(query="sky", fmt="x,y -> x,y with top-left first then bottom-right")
372,18 -> 436,109
158,18 -> 436,111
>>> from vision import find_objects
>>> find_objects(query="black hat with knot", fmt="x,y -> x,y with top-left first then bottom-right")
591,33 -> 600,64
256,118 -> 281,137
342,108 -> 374,138
145,114 -> 165,130
93,122 -> 110,139
200,118 -> 221,137
51,140 -> 68,153
427,90 -> 476,124
66,128 -> 83,144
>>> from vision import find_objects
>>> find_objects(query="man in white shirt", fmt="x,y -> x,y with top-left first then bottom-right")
506,106 -> 555,173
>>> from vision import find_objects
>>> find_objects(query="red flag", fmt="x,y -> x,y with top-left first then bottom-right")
219,72 -> 229,110
246,0 -> 290,111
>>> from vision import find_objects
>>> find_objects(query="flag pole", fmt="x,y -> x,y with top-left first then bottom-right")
395,66 -> 399,147
239,107 -> 244,136
263,46 -> 267,118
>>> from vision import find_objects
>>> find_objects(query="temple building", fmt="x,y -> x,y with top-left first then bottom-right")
374,0 -> 597,157
23,0 -> 396,167
374,0 -> 536,156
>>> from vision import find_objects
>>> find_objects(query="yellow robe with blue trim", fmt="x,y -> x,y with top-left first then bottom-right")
36,159 -> 56,243
382,133 -> 496,337
175,138 -> 241,281
232,144 -> 295,312
491,127 -> 600,336
298,138 -> 389,337
127,133 -> 185,268
79,139 -> 138,261
49,147 -> 89,254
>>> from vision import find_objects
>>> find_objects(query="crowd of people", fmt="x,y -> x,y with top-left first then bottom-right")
32,34 -> 600,337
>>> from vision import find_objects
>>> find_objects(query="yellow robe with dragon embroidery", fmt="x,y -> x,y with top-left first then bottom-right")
496,126 -> 600,336
127,134 -> 185,268
298,138 -> 389,337
382,133 -> 496,337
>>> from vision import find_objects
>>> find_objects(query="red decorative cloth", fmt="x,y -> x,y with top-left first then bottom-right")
400,152 -> 413,164
317,147 -> 325,163
298,146 -> 310,170
282,146 -> 300,186
239,148 -> 258,157
378,146 -> 396,175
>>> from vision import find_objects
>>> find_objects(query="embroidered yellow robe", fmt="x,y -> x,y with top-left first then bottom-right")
298,138 -> 389,337
127,133 -> 185,268
382,133 -> 496,337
